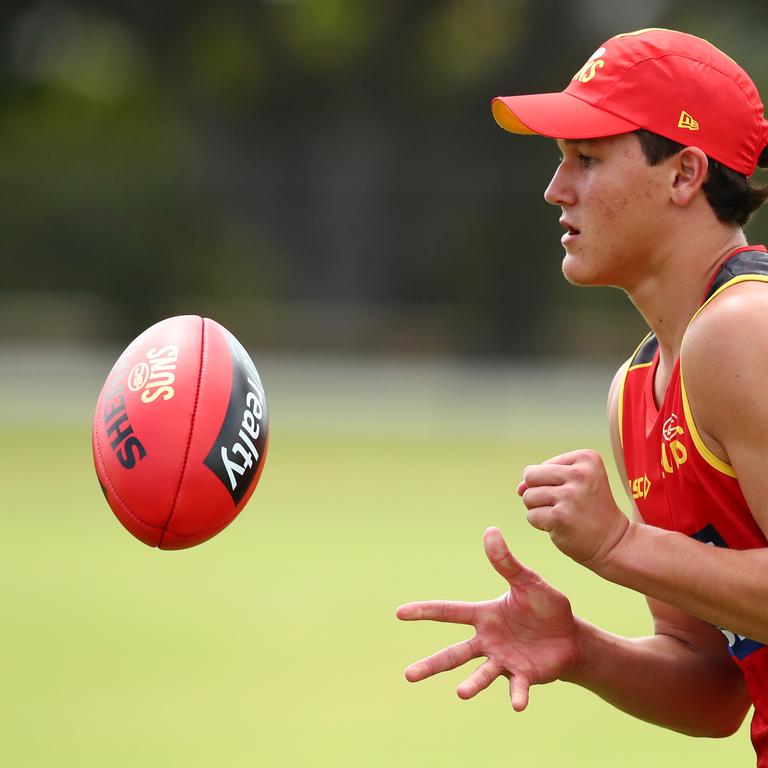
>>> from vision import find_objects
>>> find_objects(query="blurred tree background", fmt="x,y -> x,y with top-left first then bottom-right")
1,0 -> 766,359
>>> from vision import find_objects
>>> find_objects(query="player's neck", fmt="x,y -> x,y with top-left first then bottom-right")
625,223 -> 747,366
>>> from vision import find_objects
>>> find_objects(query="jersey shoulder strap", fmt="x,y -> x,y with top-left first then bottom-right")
620,331 -> 658,448
628,332 -> 658,368
705,248 -> 768,301
630,249 -> 767,362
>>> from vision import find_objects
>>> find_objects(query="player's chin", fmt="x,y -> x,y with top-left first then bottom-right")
561,253 -> 610,287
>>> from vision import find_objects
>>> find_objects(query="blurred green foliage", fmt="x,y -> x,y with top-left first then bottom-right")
1,0 -> 767,357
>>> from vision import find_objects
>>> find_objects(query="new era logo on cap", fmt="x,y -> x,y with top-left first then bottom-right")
678,111 -> 700,131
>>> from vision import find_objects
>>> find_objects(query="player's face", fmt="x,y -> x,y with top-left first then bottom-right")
544,133 -> 672,287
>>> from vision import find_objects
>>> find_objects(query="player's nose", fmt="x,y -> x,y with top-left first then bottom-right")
543,164 -> 576,207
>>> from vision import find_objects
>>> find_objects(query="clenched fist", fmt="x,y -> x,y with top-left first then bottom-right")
518,449 -> 630,568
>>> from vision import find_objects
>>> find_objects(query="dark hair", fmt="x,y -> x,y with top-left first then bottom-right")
634,129 -> 768,227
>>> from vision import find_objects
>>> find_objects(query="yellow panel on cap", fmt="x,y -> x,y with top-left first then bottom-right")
492,100 -> 539,135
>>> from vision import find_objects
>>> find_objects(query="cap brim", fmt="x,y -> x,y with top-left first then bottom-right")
492,92 -> 640,139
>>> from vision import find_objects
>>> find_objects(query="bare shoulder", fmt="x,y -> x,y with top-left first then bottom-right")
682,280 -> 768,442
607,358 -> 631,489
683,280 -> 768,374
608,359 -> 630,397
607,359 -> 630,425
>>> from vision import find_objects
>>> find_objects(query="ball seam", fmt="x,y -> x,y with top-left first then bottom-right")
164,430 -> 270,542
158,315 -> 206,548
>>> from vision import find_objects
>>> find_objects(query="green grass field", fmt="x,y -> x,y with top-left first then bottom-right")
0,355 -> 755,767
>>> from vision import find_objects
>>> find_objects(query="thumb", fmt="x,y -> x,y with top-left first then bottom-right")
516,481 -> 527,496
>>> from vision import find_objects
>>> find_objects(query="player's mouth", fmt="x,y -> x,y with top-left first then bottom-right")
559,218 -> 581,245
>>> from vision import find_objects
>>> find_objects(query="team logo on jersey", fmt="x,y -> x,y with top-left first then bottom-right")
662,414 -> 684,441
661,413 -> 688,475
678,111 -> 700,131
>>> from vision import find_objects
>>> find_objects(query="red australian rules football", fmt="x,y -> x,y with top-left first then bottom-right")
92,315 -> 269,549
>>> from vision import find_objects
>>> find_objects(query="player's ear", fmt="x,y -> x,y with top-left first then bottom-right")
670,147 -> 708,207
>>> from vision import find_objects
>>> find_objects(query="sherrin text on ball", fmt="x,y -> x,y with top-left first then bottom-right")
92,315 -> 269,549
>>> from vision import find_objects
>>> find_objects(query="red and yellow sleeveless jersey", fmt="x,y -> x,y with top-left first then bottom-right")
619,245 -> 768,765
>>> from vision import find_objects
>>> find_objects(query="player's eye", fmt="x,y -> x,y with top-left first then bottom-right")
577,152 -> 596,167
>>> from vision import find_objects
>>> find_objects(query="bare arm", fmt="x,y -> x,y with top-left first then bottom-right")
399,365 -> 749,736
564,615 -> 748,737
519,297 -> 768,641
564,362 -> 749,736
594,285 -> 768,642
397,530 -> 748,737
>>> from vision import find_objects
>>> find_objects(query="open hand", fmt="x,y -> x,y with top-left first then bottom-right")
397,527 -> 581,710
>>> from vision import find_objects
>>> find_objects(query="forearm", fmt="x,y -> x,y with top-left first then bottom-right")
596,521 -> 768,643
563,617 -> 749,737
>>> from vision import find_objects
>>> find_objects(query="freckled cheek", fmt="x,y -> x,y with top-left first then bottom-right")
588,198 -> 625,245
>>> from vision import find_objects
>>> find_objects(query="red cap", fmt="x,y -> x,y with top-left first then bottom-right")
492,28 -> 768,176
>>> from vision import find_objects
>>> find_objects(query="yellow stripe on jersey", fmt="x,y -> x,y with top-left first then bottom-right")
617,361 -> 628,449
680,274 -> 768,476
619,332 -> 655,448
679,367 -> 737,478
691,274 -> 768,323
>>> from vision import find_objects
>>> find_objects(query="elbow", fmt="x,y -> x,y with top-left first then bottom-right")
709,679 -> 752,738
702,720 -> 745,739
709,708 -> 749,739
687,701 -> 749,739
666,679 -> 750,739
701,723 -> 742,739
674,716 -> 744,739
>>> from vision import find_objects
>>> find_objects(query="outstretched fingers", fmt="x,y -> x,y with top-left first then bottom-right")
509,673 -> 531,712
457,665 -> 533,710
404,638 -> 480,682
396,600 -> 476,625
456,660 -> 502,700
